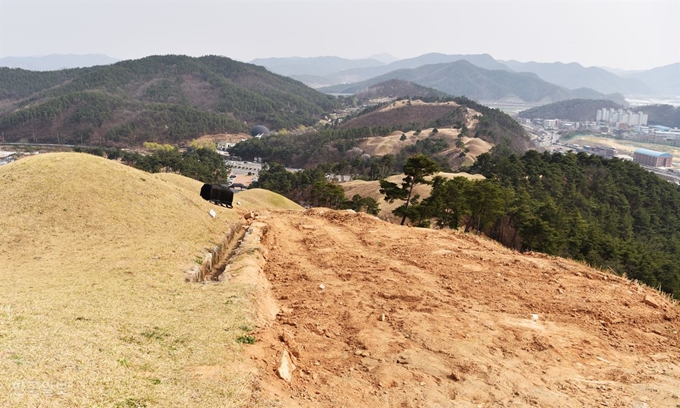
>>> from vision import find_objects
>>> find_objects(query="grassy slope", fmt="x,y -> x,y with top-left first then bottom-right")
0,153 -> 298,407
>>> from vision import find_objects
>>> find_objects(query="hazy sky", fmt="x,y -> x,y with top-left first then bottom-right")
1,0 -> 678,70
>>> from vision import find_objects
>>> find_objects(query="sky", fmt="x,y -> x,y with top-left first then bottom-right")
1,0 -> 679,70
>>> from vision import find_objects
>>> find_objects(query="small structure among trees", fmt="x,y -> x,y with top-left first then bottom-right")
251,125 -> 271,138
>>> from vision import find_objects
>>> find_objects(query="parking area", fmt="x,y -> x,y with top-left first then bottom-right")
227,160 -> 262,176
227,160 -> 261,187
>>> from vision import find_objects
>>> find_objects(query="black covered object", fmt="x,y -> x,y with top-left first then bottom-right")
200,184 -> 234,208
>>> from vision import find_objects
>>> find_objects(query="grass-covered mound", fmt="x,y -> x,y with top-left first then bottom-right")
0,153 -> 294,407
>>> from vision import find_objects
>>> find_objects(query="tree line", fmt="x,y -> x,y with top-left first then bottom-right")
383,152 -> 680,298
253,162 -> 379,215
73,145 -> 230,184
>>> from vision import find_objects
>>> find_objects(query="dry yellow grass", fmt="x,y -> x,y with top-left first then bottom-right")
232,189 -> 302,211
377,99 -> 459,113
341,172 -> 484,220
0,153 -> 295,407
568,134 -> 680,165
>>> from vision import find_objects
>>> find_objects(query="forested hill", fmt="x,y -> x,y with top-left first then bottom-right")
467,150 -> 680,298
519,99 -> 623,121
636,104 -> 680,128
341,96 -> 531,153
0,55 -> 338,146
355,79 -> 449,100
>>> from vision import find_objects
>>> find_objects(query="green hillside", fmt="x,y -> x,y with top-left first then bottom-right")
637,104 -> 680,128
519,99 -> 624,121
355,79 -> 449,100
0,55 -> 338,146
466,150 -> 680,298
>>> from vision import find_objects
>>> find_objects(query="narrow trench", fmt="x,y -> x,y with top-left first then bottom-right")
204,226 -> 247,281
186,222 -> 248,283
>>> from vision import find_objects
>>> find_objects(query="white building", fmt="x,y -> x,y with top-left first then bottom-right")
596,108 -> 647,126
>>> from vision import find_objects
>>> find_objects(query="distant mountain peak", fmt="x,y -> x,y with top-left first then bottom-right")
368,53 -> 398,64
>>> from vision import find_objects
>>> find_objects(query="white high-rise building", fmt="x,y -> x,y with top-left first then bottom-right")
596,108 -> 647,126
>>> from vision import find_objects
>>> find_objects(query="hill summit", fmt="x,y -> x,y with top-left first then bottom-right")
0,55 -> 337,146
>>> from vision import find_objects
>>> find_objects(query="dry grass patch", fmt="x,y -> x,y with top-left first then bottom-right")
341,172 -> 484,220
568,134 -> 680,165
377,99 -> 459,112
0,153 -> 272,407
233,189 -> 302,211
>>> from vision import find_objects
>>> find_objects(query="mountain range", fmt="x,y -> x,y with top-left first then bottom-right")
354,79 -> 449,100
499,60 -> 651,95
319,60 -> 628,105
5,53 -> 677,102
251,53 -> 679,99
290,53 -> 511,86
249,56 -> 385,77
624,63 -> 680,96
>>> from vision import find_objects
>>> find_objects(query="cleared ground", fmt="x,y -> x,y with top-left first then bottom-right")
566,135 -> 680,166
245,209 -> 680,407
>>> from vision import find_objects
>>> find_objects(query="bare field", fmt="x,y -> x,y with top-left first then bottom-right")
244,209 -> 680,407
359,128 -> 489,159
567,135 -> 680,165
360,130 -> 434,156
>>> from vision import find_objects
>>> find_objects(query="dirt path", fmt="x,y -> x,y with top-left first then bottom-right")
245,209 -> 679,407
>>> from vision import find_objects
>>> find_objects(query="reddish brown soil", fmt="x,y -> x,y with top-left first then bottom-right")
244,209 -> 680,408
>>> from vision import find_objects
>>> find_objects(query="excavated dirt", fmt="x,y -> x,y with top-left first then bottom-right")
243,209 -> 680,408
